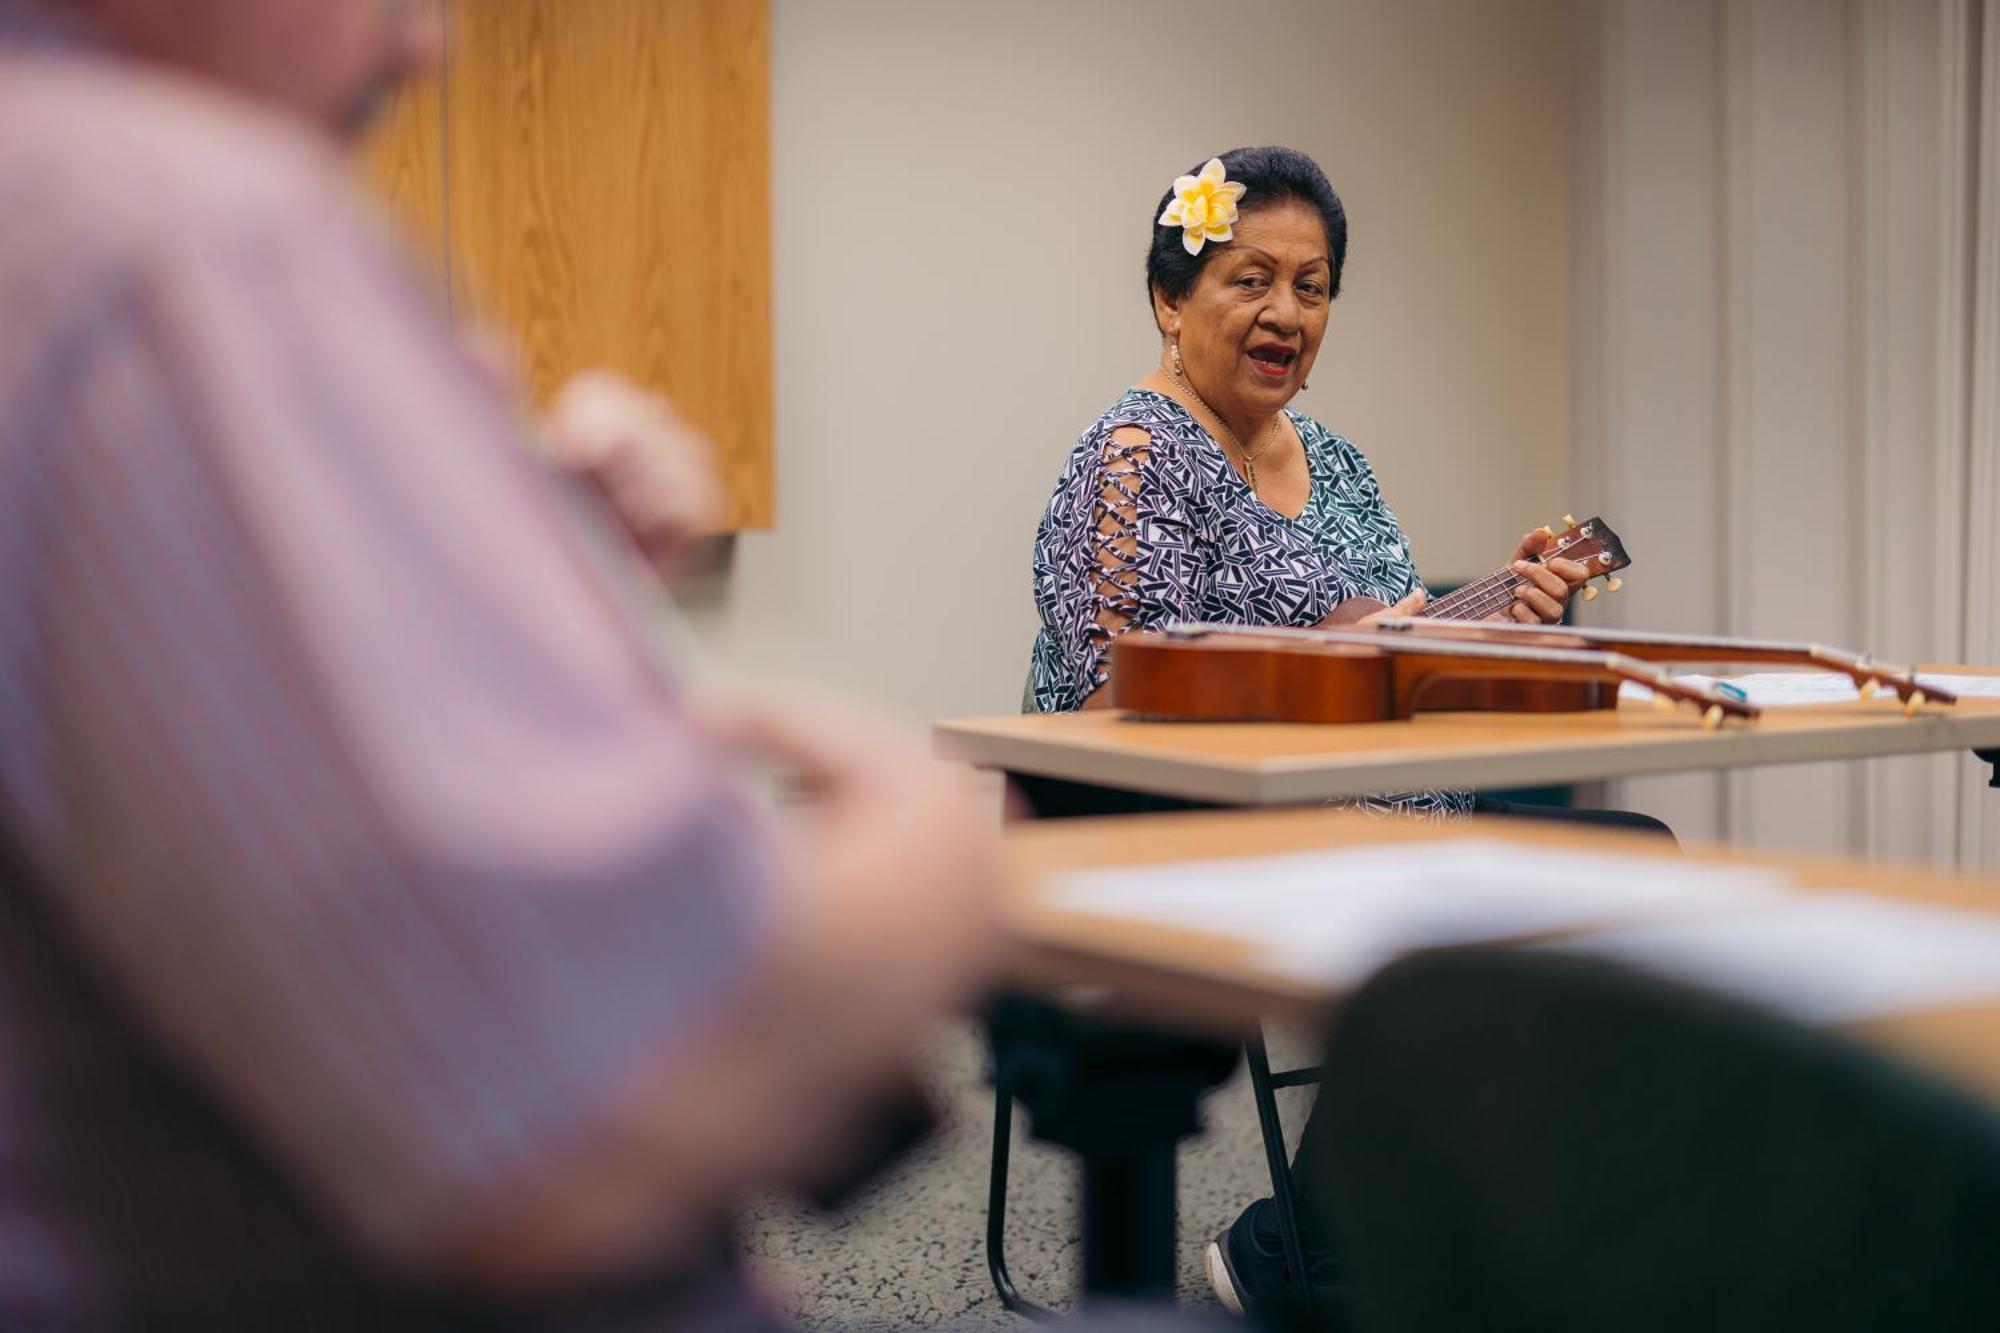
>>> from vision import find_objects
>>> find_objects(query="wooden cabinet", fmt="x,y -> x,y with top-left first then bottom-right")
361,0 -> 773,530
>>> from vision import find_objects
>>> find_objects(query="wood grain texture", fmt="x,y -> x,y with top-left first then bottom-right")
445,0 -> 774,529
1002,809 -> 2000,1109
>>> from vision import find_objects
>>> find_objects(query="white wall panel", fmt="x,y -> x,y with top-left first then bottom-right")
1580,0 -> 1993,861
1581,0 -> 1729,842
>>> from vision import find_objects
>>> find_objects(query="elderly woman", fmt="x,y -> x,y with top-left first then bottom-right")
1025,146 -> 1662,1315
1027,145 -> 1586,818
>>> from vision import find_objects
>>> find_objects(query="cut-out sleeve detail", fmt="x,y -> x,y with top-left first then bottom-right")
1032,421 -> 1206,708
1027,396 -> 1469,815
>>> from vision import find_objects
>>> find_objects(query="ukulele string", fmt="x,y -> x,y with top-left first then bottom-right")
1382,597 -> 1938,706
1443,534 -> 1621,619
1414,572 -> 1513,621
1188,621 -> 1769,719
1443,577 -> 1554,623
1389,620 -> 1927,697
1420,538 -> 1590,620
1426,575 -> 1531,623
1422,534 -> 1609,622
1204,621 -> 1713,705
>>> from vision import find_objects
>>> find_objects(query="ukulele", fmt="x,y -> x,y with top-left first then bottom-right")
1110,622 -> 1758,727
1363,515 -> 1635,713
1419,515 -> 1632,620
1372,619 -> 1958,714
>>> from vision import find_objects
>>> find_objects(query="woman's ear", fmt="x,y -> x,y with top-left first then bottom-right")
1151,284 -> 1181,339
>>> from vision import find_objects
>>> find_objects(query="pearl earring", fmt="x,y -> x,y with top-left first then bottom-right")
1171,341 -> 1184,378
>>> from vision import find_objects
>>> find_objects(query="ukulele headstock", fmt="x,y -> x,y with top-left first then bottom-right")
1543,515 -> 1631,603
1807,649 -> 1958,713
1631,666 -> 1761,728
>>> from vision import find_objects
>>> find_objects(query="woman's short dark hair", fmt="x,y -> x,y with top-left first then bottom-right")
1146,145 -> 1347,318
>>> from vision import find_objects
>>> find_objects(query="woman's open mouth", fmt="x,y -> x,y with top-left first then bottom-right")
1246,345 -> 1297,380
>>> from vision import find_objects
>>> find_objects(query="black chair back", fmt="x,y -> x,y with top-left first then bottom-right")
1315,947 -> 2000,1333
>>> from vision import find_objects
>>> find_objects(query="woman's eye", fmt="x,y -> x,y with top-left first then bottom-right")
1299,282 -> 1326,298
1237,274 -> 1268,291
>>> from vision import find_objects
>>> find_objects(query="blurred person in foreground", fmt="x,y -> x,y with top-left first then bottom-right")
0,1 -> 1002,1328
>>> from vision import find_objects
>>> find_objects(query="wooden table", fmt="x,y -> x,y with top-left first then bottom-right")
1005,809 -> 2000,1098
955,676 -> 2000,1306
989,809 -> 2000,1307
939,673 -> 2000,806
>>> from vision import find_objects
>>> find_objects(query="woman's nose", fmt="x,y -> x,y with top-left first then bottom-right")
1260,288 -> 1302,332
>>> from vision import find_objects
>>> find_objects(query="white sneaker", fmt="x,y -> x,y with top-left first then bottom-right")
1204,1232 -> 1249,1316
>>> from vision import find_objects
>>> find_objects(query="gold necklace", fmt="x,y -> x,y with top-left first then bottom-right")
1173,373 -> 1283,491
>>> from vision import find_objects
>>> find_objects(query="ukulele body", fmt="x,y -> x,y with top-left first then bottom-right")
1110,635 -> 1392,723
1109,635 -> 1619,722
1105,516 -> 1640,724
1412,677 -> 1617,714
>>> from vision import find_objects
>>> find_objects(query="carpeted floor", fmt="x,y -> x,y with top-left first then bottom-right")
740,1021 -> 1319,1330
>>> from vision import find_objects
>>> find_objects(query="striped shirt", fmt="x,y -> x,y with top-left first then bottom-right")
0,7 -> 776,1327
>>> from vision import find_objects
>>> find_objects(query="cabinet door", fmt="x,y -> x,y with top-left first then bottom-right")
362,0 -> 774,531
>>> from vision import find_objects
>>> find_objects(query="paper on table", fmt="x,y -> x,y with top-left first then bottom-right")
1551,893 -> 2000,1025
1919,672 -> 2000,698
1619,672 -> 1855,706
1047,839 -> 1788,987
1619,671 -> 2000,707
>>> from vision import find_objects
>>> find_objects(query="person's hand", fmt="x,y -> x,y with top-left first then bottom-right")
1318,588 -> 1427,628
1502,529 -> 1590,623
540,370 -> 724,574
1355,588 -> 1427,627
450,699 -> 999,1286
701,696 -> 1003,1053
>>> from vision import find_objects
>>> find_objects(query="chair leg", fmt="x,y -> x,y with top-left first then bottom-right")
1246,1034 -> 1312,1294
987,1084 -> 1056,1320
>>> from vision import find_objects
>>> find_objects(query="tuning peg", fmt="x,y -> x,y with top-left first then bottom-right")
1904,690 -> 1928,717
1702,704 -> 1725,731
1605,577 -> 1623,592
1859,680 -> 1878,699
1581,585 -> 1599,602
1652,691 -> 1677,714
1541,524 -> 1559,539
1562,514 -> 1577,528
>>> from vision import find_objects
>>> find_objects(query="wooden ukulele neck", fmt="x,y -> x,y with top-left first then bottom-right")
1419,516 -> 1631,621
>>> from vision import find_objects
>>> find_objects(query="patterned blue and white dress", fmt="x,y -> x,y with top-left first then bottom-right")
1027,387 -> 1471,818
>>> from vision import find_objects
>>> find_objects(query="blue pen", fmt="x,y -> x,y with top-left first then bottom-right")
1714,681 -> 1750,702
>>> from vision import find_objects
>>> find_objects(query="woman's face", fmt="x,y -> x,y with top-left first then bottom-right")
1155,199 -> 1332,425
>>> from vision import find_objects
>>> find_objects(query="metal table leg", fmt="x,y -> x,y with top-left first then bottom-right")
987,995 -> 1241,1303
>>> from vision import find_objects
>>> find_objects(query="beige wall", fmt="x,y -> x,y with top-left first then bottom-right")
679,0 -> 1574,722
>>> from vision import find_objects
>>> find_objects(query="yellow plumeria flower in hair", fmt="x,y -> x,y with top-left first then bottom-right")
1158,157 -> 1247,256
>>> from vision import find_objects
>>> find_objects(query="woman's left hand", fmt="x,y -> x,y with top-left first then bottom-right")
1503,528 -> 1591,624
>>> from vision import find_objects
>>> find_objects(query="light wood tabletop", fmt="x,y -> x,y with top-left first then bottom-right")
942,668 -> 2000,804
1002,808 -> 2000,1106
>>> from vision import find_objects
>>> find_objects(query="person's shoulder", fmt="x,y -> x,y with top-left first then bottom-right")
1092,389 -> 1208,464
1287,409 -> 1375,470
0,54 -> 357,283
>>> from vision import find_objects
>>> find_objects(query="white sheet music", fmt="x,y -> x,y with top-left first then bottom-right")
1922,672 -> 2000,697
1047,839 -> 1788,986
1552,894 -> 2000,1024
1619,671 -> 2000,707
